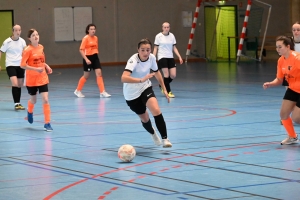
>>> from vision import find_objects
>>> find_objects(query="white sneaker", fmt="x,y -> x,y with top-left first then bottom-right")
151,127 -> 162,146
74,90 -> 85,98
281,136 -> 298,145
100,91 -> 111,98
162,138 -> 172,148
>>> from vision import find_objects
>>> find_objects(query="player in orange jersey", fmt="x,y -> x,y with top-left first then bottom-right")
74,24 -> 111,98
263,36 -> 299,145
21,29 -> 53,131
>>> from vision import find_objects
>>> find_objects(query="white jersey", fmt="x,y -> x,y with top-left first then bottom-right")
295,43 -> 300,52
0,37 -> 26,67
123,53 -> 158,100
154,32 -> 176,60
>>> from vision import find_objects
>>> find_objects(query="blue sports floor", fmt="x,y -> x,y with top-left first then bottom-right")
0,60 -> 299,200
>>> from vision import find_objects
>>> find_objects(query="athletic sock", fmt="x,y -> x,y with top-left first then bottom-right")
142,119 -> 155,134
76,76 -> 87,91
97,76 -> 105,93
43,104 -> 51,124
154,113 -> 167,139
12,86 -> 19,103
17,87 -> 21,103
281,117 -> 297,138
164,77 -> 170,93
27,100 -> 34,113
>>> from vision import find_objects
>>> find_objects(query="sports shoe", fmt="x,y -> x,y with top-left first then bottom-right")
27,112 -> 33,124
18,104 -> 25,110
168,92 -> 175,98
281,136 -> 298,145
150,127 -> 162,146
100,91 -> 111,98
162,138 -> 172,148
74,89 -> 85,98
160,86 -> 164,94
15,104 -> 20,110
44,123 -> 53,132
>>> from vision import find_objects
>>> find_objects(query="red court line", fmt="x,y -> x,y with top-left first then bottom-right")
43,141 -> 279,200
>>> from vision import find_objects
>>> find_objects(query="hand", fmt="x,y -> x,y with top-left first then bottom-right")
164,90 -> 170,103
36,67 -> 44,73
141,73 -> 155,82
85,59 -> 91,65
179,58 -> 183,64
46,67 -> 53,74
263,82 -> 270,89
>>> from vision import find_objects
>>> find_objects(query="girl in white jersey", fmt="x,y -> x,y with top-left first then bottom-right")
0,24 -> 27,110
121,38 -> 172,148
153,22 -> 183,98
292,22 -> 300,52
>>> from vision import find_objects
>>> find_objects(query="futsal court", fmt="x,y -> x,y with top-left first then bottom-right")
0,60 -> 299,200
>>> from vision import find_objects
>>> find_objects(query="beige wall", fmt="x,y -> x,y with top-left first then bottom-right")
0,0 -> 292,66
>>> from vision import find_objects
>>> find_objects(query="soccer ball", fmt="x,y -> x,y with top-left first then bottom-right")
118,144 -> 136,162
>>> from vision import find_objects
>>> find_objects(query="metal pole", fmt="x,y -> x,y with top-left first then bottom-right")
254,0 -> 272,61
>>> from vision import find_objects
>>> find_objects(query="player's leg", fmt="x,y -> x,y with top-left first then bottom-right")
280,89 -> 298,144
26,86 -> 37,124
168,59 -> 176,98
126,92 -> 161,146
74,58 -> 92,97
93,56 -> 111,98
16,66 -> 25,110
144,88 -> 172,147
7,66 -> 23,110
40,85 -> 52,131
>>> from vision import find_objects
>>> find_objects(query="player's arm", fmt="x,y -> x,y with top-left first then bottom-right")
263,77 -> 283,89
154,70 -> 170,103
152,45 -> 158,57
121,70 -> 155,83
20,51 -> 44,73
173,45 -> 183,64
44,63 -> 52,74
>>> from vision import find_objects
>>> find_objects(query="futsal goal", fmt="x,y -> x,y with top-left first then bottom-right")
185,0 -> 271,62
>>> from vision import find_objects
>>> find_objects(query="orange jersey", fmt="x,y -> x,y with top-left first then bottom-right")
277,51 -> 300,93
21,44 -> 49,86
79,35 -> 99,55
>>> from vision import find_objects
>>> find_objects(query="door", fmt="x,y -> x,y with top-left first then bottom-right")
205,6 -> 237,61
0,10 -> 14,69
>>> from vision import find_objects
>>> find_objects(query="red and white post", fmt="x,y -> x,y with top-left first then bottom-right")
185,0 -> 202,63
236,0 -> 252,62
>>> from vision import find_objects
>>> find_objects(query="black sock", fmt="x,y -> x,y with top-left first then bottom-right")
12,87 -> 20,104
164,77 -> 170,93
17,87 -> 21,103
154,113 -> 167,139
142,120 -> 154,134
168,77 -> 173,83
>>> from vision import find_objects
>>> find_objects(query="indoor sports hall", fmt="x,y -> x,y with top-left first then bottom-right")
1,62 -> 300,200
0,0 -> 299,200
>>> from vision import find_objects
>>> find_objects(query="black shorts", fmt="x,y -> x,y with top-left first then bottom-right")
283,88 -> 300,108
83,54 -> 102,72
26,84 -> 48,96
157,58 -> 176,70
126,86 -> 156,115
6,66 -> 25,78
282,78 -> 289,86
